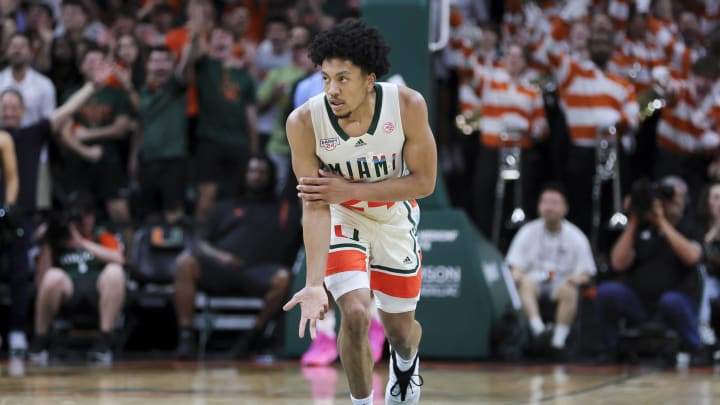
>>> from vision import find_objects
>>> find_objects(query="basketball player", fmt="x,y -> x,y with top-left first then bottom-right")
283,19 -> 437,405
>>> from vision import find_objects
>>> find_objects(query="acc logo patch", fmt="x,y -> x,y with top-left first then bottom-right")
320,138 -> 340,151
383,121 -> 395,134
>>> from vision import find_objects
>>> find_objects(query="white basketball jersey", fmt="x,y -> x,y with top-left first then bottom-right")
308,82 -> 408,215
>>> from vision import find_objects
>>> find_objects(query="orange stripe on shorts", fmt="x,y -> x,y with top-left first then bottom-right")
370,268 -> 422,299
327,249 -> 367,276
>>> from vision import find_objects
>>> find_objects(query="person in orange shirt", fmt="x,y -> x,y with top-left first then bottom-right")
165,0 -> 215,117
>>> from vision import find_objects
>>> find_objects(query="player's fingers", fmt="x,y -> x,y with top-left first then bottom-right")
298,317 -> 308,339
282,296 -> 298,312
309,319 -> 318,340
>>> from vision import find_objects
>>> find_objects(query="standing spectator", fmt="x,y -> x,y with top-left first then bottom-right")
258,26 -> 314,194
136,3 -> 176,48
460,42 -> 547,242
129,45 -> 191,224
653,58 -> 719,202
54,0 -> 98,51
25,1 -> 56,75
59,44 -> 133,248
533,6 -> 639,241
28,192 -> 126,365
0,130 -> 18,355
254,14 -> 291,150
188,23 -> 258,221
0,62 -> 113,359
0,32 -> 56,126
596,176 -> 710,365
506,183 -> 596,357
173,155 -> 292,360
47,35 -> 82,104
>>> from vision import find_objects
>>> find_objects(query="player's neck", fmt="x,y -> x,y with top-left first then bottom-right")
338,87 -> 376,125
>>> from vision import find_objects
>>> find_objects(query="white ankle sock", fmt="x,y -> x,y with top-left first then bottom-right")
530,317 -> 545,336
351,391 -> 374,405
394,351 -> 417,371
551,324 -> 570,349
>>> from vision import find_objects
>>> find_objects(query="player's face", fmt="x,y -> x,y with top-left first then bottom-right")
538,190 -> 567,224
321,58 -> 374,119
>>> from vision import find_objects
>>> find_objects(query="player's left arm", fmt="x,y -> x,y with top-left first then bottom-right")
299,87 -> 437,203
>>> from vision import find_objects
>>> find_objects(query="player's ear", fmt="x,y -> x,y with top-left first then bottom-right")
366,72 -> 376,90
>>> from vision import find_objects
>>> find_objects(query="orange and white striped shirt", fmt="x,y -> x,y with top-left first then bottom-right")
609,38 -> 662,94
545,19 -> 639,146
657,81 -> 720,154
460,66 -> 546,148
647,16 -> 702,80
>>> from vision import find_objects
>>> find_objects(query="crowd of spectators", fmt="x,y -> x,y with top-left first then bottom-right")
0,0 -> 719,367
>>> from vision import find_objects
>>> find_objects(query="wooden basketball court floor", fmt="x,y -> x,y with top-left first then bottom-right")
1,359 -> 719,404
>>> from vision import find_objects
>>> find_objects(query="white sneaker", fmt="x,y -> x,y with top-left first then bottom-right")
699,323 -> 717,346
385,350 -> 423,404
9,331 -> 28,357
28,349 -> 48,366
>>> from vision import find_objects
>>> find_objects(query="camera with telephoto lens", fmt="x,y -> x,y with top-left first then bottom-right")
630,178 -> 676,215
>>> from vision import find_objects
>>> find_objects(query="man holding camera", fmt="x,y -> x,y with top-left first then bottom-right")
596,176 -> 710,365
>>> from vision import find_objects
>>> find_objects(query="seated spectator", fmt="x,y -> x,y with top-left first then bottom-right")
28,192 -> 126,365
0,62 -> 113,359
58,43 -> 133,250
506,183 -> 595,358
173,155 -> 292,360
596,176 -> 711,365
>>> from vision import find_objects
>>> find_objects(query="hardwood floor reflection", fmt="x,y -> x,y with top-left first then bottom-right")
0,359 -> 718,404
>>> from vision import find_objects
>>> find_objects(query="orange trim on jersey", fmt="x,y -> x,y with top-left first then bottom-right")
370,268 -> 423,299
327,249 -> 367,276
367,201 -> 395,209
97,232 -> 121,252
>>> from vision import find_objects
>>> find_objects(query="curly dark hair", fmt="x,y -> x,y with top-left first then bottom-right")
309,19 -> 391,77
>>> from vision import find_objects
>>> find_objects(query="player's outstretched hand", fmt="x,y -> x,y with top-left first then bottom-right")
283,285 -> 329,339
297,169 -> 350,205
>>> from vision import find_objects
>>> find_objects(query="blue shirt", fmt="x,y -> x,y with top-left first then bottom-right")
293,71 -> 323,109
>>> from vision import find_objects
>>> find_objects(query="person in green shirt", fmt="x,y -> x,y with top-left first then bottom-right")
187,23 -> 259,222
258,28 -> 315,195
28,192 -> 126,366
59,43 -> 133,248
129,45 -> 193,224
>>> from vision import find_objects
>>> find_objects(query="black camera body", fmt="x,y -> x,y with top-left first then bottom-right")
630,178 -> 675,215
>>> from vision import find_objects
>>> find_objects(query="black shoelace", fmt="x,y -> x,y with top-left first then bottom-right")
389,352 -> 424,401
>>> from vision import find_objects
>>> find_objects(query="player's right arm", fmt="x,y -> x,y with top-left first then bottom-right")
282,103 -> 329,339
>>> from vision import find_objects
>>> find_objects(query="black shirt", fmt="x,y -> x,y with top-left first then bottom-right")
0,119 -> 51,211
202,199 -> 293,267
625,217 -> 703,307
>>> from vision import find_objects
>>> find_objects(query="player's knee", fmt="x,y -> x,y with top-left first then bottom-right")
340,302 -> 371,337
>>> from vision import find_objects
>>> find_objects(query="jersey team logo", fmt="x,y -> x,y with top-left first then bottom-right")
383,121 -> 395,134
320,138 -> 340,151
